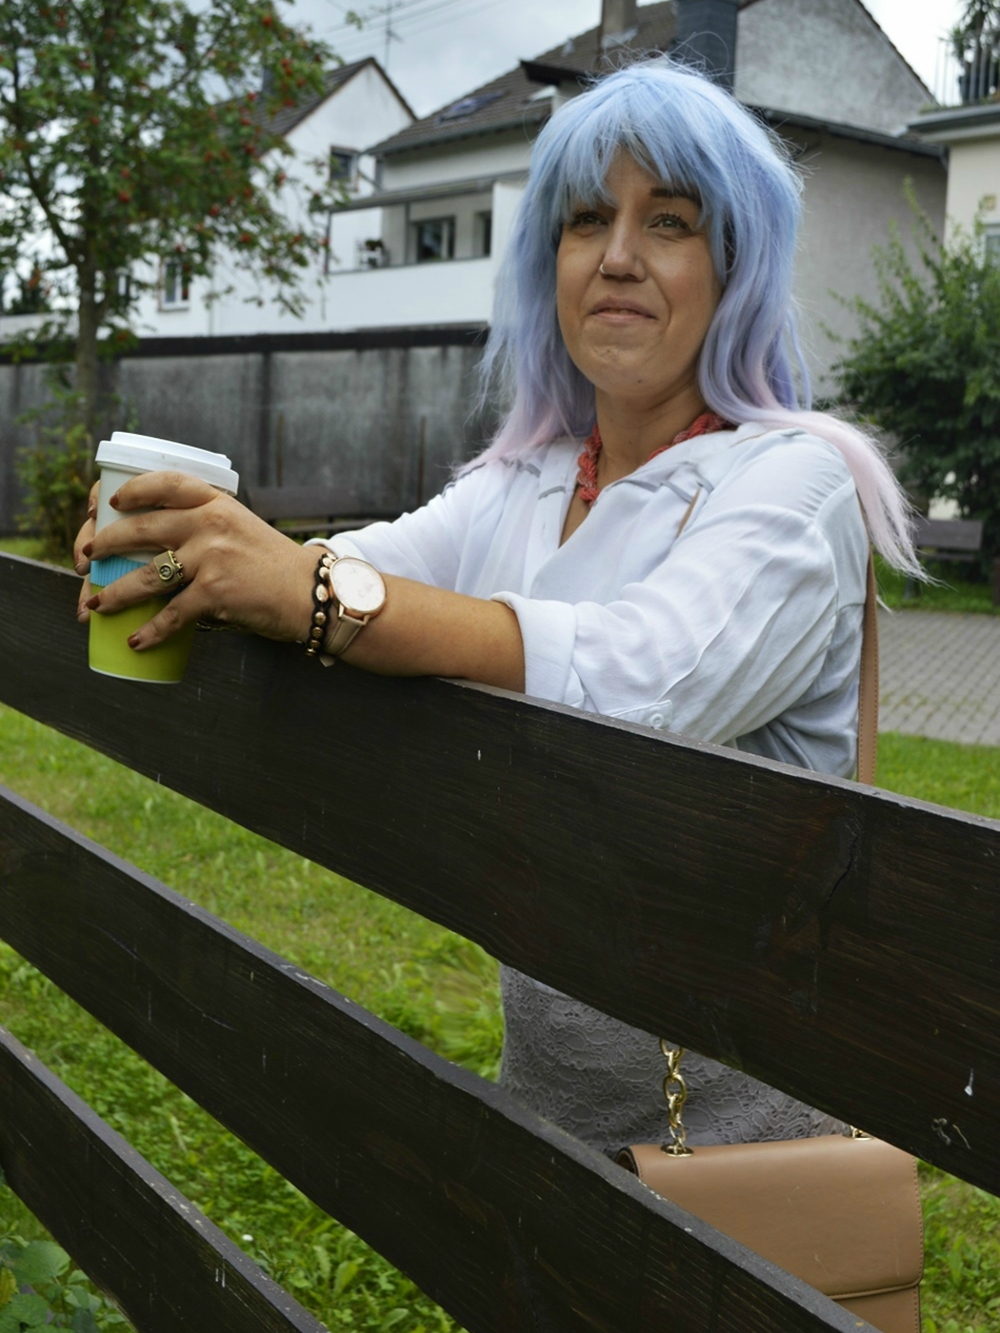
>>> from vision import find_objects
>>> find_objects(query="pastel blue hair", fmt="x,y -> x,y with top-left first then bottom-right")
476,56 -> 917,571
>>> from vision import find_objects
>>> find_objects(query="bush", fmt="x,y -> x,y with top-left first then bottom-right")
0,1226 -> 126,1331
834,206 -> 1000,577
14,372 -> 96,561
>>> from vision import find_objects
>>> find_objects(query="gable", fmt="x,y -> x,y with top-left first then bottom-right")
734,0 -> 931,135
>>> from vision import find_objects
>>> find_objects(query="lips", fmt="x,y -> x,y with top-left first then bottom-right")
589,299 -> 656,318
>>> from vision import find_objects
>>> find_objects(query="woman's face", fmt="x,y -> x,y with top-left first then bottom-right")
556,152 -> 723,414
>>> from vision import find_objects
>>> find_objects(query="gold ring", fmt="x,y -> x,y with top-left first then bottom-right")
153,549 -> 185,591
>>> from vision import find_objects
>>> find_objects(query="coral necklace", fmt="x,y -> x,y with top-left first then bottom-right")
576,411 -> 733,506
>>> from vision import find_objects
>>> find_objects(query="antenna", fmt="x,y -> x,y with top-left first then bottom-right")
375,0 -> 403,70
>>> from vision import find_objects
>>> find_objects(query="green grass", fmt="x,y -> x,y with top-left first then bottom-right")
1,706 -> 999,1330
877,555 -> 1000,616
0,536 -> 74,569
0,705 -> 500,1331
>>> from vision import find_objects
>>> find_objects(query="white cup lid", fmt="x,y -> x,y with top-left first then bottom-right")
96,432 -> 239,495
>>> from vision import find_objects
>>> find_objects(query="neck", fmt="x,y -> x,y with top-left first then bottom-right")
594,383 -> 708,483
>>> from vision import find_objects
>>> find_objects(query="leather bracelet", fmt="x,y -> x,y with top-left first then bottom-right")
305,551 -> 336,657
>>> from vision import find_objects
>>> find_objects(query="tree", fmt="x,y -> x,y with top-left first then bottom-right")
834,211 -> 1000,576
951,0 -> 1000,101
0,0 -> 337,451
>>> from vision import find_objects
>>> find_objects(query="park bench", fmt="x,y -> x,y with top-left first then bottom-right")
1,547 -> 999,1333
905,515 -> 1000,605
243,484 -> 401,537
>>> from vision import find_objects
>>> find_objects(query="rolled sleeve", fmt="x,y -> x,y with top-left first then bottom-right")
490,591 -> 585,707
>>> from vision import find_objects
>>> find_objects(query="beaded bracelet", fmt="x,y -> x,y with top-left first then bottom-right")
305,551 -> 337,657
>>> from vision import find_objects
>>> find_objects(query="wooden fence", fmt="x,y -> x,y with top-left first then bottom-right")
1,549 -> 998,1332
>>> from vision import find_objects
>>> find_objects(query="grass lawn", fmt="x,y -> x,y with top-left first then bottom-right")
876,555 -> 1000,616
0,539 -> 998,1329
0,537 -> 74,569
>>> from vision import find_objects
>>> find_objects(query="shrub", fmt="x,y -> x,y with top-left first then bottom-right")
834,206 -> 1000,577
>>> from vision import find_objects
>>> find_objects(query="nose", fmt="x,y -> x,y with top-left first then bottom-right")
600,216 -> 645,281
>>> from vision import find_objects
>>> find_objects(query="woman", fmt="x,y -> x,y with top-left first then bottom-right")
75,58 -> 918,1155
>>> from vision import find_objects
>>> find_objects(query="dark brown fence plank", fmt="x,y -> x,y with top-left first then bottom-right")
1,553 -> 999,1192
0,786 -> 865,1333
0,1024 -> 327,1333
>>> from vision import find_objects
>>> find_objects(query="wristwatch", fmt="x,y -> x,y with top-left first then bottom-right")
317,554 -> 387,658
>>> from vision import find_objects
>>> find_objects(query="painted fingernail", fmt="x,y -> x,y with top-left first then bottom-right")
128,634 -> 141,650
82,541 -> 93,557
86,595 -> 101,611
109,492 -> 120,509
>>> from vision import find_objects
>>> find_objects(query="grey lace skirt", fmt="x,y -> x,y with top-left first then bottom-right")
498,967 -> 846,1157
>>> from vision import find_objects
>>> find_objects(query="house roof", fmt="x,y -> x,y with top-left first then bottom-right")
371,1 -> 761,157
266,57 -> 415,140
370,0 -> 932,160
757,106 -> 944,160
909,99 -> 1000,142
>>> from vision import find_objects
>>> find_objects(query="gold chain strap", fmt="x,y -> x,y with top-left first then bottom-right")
660,1040 -> 871,1150
659,1040 -> 693,1157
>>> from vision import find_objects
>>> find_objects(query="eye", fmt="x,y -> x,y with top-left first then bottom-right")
565,209 -> 606,230
651,211 -> 693,233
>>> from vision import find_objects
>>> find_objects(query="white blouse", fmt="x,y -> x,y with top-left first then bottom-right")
316,421 -> 869,778
313,420 -> 869,1152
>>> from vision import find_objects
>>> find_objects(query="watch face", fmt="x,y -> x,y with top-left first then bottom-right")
330,558 -> 386,616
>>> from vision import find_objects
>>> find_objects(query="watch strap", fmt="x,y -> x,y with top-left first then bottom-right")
324,608 -> 368,659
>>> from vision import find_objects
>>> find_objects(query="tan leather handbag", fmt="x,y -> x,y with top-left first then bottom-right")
618,1115 -> 923,1333
617,556 -> 924,1333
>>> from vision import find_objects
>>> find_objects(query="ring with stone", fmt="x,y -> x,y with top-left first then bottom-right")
153,549 -> 185,591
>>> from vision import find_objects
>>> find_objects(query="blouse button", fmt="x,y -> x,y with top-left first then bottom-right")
649,712 -> 665,729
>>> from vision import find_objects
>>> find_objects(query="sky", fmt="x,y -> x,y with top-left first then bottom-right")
289,0 -> 966,119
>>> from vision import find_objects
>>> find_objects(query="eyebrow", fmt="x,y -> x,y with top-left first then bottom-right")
650,186 -> 702,206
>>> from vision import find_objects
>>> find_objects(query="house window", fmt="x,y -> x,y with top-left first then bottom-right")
330,148 -> 357,188
474,210 -> 492,258
412,217 -> 455,263
160,258 -> 190,309
985,225 -> 1000,265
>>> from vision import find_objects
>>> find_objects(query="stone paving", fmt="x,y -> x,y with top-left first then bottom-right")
879,609 -> 1000,747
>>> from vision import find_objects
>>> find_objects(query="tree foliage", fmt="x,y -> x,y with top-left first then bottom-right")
952,0 -> 1000,57
834,210 -> 1000,575
951,0 -> 1000,100
0,0 -> 336,443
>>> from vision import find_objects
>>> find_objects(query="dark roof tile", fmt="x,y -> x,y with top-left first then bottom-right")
371,1 -> 758,156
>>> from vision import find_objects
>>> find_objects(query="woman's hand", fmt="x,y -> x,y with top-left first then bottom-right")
73,471 -> 317,650
71,470 -> 526,689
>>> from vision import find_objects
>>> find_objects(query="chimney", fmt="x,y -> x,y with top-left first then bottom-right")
601,0 -> 638,49
673,0 -> 739,91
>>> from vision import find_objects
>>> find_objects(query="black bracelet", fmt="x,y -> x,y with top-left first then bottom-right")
305,551 -> 337,657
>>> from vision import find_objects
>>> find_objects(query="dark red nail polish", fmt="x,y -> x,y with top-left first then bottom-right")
128,634 -> 140,650
86,595 -> 100,611
110,492 -> 120,509
82,541 -> 93,557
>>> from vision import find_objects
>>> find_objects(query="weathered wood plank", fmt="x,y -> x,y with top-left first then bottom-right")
0,787 -> 866,1333
0,1024 -> 328,1333
1,553 -> 998,1191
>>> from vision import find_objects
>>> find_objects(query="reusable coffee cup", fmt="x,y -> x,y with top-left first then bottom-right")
88,432 -> 240,683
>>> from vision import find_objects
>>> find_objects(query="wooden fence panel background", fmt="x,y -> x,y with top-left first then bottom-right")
0,783 -> 865,1333
0,1024 -> 329,1333
2,556 -> 997,1194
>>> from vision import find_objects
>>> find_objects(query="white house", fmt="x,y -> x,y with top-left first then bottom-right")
320,0 -> 947,388
128,58 -> 415,339
909,38 -> 1000,256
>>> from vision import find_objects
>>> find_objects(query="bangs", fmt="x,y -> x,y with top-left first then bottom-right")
543,70 -> 730,270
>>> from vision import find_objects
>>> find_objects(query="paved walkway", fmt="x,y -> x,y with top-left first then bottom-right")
879,609 -> 1000,747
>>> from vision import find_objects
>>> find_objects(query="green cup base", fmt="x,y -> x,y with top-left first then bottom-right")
88,589 -> 194,683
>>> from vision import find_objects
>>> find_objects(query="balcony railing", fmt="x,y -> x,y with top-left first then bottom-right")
933,32 -> 1000,107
